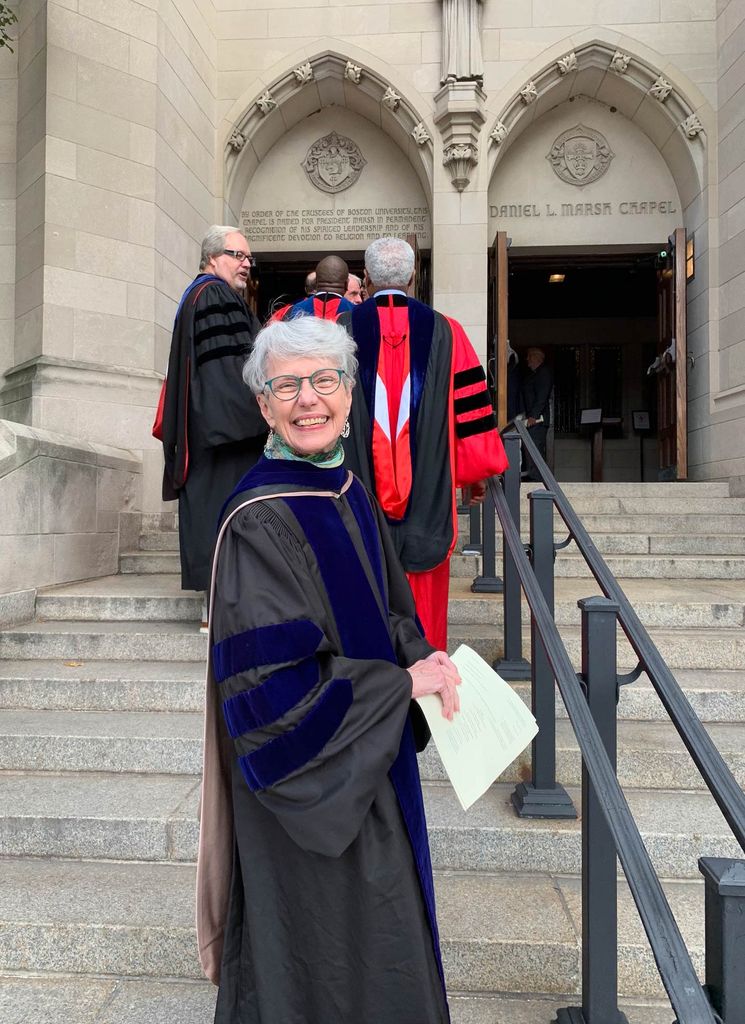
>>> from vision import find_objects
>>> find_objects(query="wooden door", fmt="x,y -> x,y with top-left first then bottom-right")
406,233 -> 421,300
487,231 -> 509,428
656,227 -> 687,479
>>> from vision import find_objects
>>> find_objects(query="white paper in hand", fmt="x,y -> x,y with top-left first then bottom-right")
416,644 -> 538,811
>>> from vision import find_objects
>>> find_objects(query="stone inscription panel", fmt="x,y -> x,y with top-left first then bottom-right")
490,199 -> 678,218
243,206 -> 430,248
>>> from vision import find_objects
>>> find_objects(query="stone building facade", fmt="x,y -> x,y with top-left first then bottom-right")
0,0 -> 744,597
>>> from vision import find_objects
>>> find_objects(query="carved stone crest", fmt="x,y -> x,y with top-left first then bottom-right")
547,124 -> 614,186
302,131 -> 366,194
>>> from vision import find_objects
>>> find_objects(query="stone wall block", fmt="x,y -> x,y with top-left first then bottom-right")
0,459 -> 41,535
52,532 -> 118,584
97,466 -> 139,514
39,458 -> 98,534
0,534 -> 54,594
0,589 -> 36,628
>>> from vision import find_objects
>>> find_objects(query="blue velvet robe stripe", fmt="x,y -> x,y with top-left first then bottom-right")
351,297 -> 436,521
284,482 -> 445,989
222,657 -> 319,738
239,678 -> 353,792
344,480 -> 386,603
212,619 -> 322,684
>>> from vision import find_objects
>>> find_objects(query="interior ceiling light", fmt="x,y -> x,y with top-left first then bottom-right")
548,273 -> 565,283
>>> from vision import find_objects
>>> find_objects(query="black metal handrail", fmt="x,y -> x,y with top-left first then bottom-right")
488,475 -> 716,1022
509,418 -> 745,852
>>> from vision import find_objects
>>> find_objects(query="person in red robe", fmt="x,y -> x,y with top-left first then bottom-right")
340,237 -> 509,650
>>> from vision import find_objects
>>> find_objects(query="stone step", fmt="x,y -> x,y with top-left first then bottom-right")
0,857 -> 703,998
0,660 -> 205,711
33,574 -> 745,632
459,512 -> 745,536
138,532 -> 179,551
1,773 -> 738,879
120,551 -> 181,574
0,620 -> 208,662
1,659 -> 743,734
418,718 -> 745,791
2,709 -> 744,791
517,495 -> 745,515
450,621 -> 745,670
553,552 -> 745,580
2,617 -> 742,671
2,658 -> 742,724
519,482 -> 731,498
449,578 -> 745,629
0,976 -> 676,1024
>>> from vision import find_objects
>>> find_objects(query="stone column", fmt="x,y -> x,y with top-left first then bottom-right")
432,81 -> 488,362
1,0 -> 218,513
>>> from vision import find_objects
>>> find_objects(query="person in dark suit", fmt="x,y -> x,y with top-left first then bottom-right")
521,346 -> 552,480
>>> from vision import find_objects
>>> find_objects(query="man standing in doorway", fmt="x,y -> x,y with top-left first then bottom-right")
158,225 -> 267,628
521,346 -> 552,480
274,256 -> 356,321
340,236 -> 509,650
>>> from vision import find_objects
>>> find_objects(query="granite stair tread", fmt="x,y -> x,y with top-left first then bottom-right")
0,773 -> 739,876
0,857 -> 704,997
0,976 -> 676,1024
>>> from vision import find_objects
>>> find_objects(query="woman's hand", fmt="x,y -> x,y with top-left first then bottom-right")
408,651 -> 462,721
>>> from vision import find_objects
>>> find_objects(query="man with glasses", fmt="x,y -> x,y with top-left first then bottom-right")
157,225 -> 267,627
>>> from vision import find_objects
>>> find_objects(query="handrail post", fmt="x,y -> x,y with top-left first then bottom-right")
494,431 -> 530,678
511,490 -> 575,819
462,502 -> 482,556
699,857 -> 745,1023
471,487 -> 503,593
557,596 -> 628,1024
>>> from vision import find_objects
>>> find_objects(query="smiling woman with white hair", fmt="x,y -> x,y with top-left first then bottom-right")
197,314 -> 459,1024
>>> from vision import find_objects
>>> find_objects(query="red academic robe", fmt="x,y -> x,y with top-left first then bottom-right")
341,294 -> 508,650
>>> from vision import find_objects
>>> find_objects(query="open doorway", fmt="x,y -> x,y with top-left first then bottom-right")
251,251 -> 366,322
494,244 -> 687,482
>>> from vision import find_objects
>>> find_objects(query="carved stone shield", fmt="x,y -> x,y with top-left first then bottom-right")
547,125 -> 614,186
303,131 -> 366,194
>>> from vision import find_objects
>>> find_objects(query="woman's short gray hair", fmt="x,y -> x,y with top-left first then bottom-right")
200,225 -> 239,270
365,237 -> 415,290
243,315 -> 358,395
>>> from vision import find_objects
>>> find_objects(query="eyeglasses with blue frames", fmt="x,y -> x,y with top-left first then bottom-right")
264,368 -> 347,401
222,249 -> 257,267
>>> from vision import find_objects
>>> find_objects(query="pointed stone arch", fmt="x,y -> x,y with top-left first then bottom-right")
219,45 -> 435,225
484,36 -> 711,216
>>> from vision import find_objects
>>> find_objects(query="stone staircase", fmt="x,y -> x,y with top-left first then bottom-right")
1,482 -> 744,1022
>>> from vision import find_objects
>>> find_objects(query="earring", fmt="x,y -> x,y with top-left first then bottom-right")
341,419 -> 350,439
263,428 -> 275,457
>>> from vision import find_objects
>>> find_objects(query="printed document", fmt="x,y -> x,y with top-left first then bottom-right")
416,644 -> 538,811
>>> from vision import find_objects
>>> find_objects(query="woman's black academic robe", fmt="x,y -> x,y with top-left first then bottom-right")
199,457 -> 449,1024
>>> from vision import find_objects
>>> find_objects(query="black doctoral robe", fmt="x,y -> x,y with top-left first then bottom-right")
160,274 -> 267,591
198,457 -> 449,1024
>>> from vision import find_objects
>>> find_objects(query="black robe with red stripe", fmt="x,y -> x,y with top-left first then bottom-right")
160,275 -> 267,590
340,294 -> 508,573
